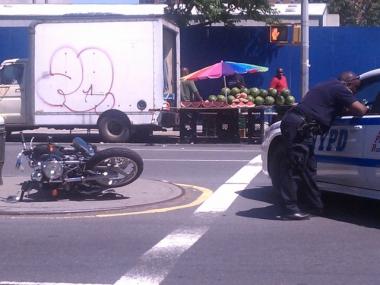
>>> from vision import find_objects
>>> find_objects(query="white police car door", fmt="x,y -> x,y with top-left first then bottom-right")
354,70 -> 380,195
315,117 -> 365,190
361,115 -> 380,194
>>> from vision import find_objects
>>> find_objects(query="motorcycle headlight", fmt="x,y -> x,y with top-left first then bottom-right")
42,160 -> 63,180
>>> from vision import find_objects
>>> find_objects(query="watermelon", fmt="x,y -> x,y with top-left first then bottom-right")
217,94 -> 226,102
208,95 -> 217,102
265,95 -> 275,105
221,87 -> 231,95
247,95 -> 254,102
227,95 -> 235,104
230,87 -> 241,96
254,96 -> 264,106
249,87 -> 260,97
268,88 -> 277,97
281,89 -> 291,97
260,89 -> 268,98
285,95 -> 296,105
240,87 -> 249,94
276,95 -> 285,105
237,92 -> 248,99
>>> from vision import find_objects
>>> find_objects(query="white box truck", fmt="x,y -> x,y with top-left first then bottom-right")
0,4 -> 180,142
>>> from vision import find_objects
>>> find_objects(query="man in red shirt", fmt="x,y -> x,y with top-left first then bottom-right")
270,67 -> 289,94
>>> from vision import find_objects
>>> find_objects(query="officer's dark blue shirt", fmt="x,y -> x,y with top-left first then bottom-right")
296,79 -> 356,127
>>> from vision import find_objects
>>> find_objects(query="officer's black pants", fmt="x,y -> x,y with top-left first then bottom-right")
279,111 -> 324,214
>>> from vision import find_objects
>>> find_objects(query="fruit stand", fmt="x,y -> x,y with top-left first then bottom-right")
178,87 -> 295,143
179,62 -> 295,143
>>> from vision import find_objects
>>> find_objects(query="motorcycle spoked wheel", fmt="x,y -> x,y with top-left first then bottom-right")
85,147 -> 144,188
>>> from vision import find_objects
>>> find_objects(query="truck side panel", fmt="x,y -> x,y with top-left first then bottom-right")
33,21 -> 160,126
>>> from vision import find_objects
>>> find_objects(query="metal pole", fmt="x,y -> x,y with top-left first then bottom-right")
301,0 -> 309,98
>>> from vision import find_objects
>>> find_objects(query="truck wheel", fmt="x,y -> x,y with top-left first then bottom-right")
98,115 -> 131,143
268,140 -> 287,191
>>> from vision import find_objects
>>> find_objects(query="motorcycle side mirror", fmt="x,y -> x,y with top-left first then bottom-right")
30,136 -> 35,149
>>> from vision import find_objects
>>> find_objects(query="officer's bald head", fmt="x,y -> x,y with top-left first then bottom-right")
338,71 -> 358,82
338,71 -> 360,93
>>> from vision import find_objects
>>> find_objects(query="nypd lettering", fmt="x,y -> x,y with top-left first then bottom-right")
318,129 -> 348,152
371,131 -> 380,152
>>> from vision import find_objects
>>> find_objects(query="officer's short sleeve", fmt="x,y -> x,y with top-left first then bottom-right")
335,85 -> 356,107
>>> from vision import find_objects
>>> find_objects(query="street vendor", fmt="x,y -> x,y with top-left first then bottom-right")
226,74 -> 246,89
180,67 -> 203,102
270,67 -> 289,93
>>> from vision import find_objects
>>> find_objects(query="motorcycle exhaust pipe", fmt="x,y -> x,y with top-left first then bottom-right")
63,173 -> 119,183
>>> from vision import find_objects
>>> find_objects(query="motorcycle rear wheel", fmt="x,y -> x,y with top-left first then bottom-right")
86,148 -> 143,188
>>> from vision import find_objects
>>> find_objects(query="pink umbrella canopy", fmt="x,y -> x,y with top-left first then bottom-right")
182,60 -> 268,81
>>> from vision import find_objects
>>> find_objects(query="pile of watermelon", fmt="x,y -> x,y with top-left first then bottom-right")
205,87 -> 296,108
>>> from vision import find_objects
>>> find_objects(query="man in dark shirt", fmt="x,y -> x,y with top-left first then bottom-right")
180,67 -> 203,102
278,71 -> 368,220
226,74 -> 246,89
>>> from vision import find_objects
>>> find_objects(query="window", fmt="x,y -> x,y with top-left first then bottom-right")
0,64 -> 24,85
356,74 -> 380,114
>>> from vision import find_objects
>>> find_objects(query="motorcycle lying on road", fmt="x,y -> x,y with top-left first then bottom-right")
15,133 -> 144,201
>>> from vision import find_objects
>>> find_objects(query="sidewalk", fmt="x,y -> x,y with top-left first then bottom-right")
0,176 -> 184,216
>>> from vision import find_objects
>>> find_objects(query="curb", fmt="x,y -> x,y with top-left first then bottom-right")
0,177 -> 185,216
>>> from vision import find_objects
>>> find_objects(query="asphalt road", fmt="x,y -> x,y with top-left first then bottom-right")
1,132 -> 380,285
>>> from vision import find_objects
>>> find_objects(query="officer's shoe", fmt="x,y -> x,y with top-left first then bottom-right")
282,212 -> 310,220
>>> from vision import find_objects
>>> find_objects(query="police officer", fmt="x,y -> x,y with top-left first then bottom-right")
278,71 -> 368,220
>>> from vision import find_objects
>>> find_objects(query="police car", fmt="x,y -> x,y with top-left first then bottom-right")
261,68 -> 380,200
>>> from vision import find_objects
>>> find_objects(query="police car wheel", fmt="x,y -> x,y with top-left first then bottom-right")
268,140 -> 287,191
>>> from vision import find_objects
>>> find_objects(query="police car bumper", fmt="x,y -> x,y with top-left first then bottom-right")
261,120 -> 282,175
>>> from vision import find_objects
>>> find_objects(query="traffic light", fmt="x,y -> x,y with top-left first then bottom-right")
292,24 -> 301,44
269,25 -> 289,44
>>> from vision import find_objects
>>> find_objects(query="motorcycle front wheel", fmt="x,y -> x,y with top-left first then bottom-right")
86,147 -> 143,188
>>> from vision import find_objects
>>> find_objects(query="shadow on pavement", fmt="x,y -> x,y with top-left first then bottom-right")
321,192 -> 380,229
236,186 -> 380,228
236,186 -> 283,221
3,182 -> 130,203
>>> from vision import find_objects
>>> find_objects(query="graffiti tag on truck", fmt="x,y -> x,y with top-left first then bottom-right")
36,46 -> 116,113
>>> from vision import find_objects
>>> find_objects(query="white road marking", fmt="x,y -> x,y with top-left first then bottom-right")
132,148 -> 255,152
0,281 -> 111,285
113,227 -> 208,285
195,155 -> 262,213
114,155 -> 263,285
143,159 -> 250,162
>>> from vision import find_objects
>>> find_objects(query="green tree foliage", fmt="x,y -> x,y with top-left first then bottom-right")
327,0 -> 380,26
164,0 -> 277,27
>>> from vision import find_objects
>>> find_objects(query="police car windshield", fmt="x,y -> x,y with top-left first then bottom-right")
356,74 -> 380,113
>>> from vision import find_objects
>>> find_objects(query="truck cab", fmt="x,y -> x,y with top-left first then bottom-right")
0,58 -> 27,126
